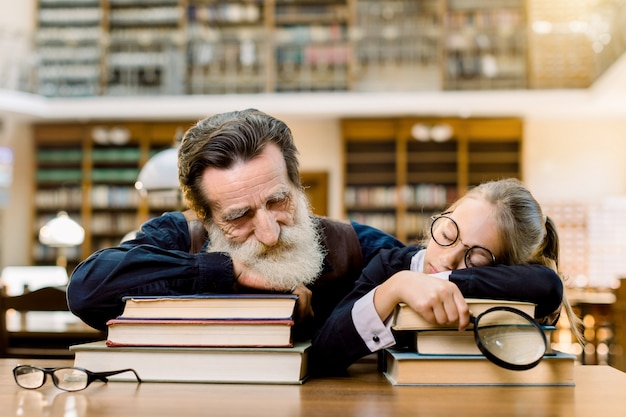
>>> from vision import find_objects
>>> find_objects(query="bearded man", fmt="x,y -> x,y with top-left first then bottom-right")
67,109 -> 403,345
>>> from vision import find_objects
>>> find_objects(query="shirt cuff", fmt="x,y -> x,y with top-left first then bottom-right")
352,288 -> 396,352
432,271 -> 451,280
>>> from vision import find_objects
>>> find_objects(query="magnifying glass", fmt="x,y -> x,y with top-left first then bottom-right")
471,306 -> 547,371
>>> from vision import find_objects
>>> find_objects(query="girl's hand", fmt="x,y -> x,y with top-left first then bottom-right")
373,270 -> 470,331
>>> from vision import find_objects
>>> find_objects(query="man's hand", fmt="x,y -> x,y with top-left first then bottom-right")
233,260 -> 314,322
291,284 -> 314,323
232,259 -> 276,290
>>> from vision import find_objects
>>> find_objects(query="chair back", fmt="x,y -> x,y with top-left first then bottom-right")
0,285 -> 104,358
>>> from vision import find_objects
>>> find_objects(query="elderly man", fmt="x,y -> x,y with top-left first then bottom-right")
67,109 -> 404,345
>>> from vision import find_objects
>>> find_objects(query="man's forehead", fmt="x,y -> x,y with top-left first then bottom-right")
203,173 -> 293,218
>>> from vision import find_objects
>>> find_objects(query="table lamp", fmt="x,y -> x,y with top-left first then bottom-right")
38,211 -> 85,268
134,147 -> 179,196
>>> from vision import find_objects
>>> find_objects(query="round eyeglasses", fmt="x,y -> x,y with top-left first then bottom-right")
13,365 -> 141,392
430,213 -> 496,268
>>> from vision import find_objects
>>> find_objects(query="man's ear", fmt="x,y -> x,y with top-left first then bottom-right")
183,209 -> 209,254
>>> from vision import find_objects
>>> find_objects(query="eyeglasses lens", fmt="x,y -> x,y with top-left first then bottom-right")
431,216 -> 457,246
14,366 -> 45,389
53,368 -> 89,391
466,247 -> 495,267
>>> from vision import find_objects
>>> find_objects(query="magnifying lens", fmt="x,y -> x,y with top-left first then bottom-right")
471,306 -> 547,371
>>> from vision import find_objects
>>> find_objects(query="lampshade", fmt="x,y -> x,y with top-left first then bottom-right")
135,148 -> 180,195
38,211 -> 85,247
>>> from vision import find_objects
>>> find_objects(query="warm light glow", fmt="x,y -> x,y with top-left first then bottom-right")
430,124 -> 453,142
38,211 -> 85,247
410,123 -> 430,141
410,123 -> 453,142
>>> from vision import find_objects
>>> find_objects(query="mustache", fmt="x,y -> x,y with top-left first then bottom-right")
206,191 -> 325,289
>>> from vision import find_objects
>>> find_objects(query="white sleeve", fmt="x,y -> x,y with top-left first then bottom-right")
351,288 -> 396,352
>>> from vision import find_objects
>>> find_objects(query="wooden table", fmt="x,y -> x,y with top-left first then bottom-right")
1,358 -> 625,417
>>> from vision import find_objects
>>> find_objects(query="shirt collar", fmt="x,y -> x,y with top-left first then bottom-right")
410,248 -> 426,273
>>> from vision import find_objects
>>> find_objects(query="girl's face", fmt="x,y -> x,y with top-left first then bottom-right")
423,198 -> 502,273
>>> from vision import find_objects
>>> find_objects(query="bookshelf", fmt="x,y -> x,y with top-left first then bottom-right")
32,121 -> 191,273
342,117 -> 522,243
105,0 -> 186,95
272,0 -> 352,92
187,1 -> 268,94
32,1 -> 621,96
444,0 -> 527,90
35,0 -> 104,97
32,1 -> 552,97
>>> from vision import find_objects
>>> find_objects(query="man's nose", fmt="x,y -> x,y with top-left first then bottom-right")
253,209 -> 280,246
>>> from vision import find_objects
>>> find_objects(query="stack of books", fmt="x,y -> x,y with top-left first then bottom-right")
71,294 -> 311,384
384,298 -> 576,386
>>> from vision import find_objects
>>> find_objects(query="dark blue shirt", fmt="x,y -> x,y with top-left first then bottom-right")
67,211 -> 404,330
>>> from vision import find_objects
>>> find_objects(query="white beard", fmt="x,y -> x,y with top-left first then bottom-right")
207,192 -> 326,290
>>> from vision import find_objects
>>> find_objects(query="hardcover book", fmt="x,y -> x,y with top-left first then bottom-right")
392,298 -> 536,330
412,326 -> 555,355
119,294 -> 298,320
71,340 -> 311,384
383,348 -> 575,386
105,318 -> 294,347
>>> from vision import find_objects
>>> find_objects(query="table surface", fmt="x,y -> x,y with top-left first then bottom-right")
1,358 -> 625,417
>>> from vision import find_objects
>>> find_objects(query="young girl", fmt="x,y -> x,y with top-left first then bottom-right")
310,178 -> 581,374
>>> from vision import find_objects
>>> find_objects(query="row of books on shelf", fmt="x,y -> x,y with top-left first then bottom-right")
344,184 -> 455,208
36,168 -> 140,183
70,294 -> 575,387
346,212 -> 448,237
90,212 -> 140,235
37,148 -> 142,163
91,185 -> 142,208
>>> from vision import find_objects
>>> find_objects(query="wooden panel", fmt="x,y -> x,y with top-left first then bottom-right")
466,118 -> 523,139
301,171 -> 328,217
32,124 -> 87,143
342,119 -> 396,140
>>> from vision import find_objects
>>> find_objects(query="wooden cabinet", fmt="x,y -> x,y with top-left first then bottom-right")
32,121 -> 192,272
342,117 -> 522,243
